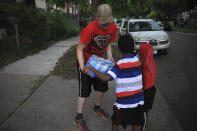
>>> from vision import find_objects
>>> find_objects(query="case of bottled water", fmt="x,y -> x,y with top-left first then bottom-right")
86,55 -> 114,78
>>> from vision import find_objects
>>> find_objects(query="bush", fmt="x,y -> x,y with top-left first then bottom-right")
52,11 -> 69,38
20,7 -> 52,44
0,3 -> 80,69
4,3 -> 80,47
66,26 -> 80,37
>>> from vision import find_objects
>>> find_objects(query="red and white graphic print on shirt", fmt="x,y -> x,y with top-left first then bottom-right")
85,34 -> 112,56
94,34 -> 111,48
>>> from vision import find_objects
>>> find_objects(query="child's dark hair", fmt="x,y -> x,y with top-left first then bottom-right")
118,34 -> 134,54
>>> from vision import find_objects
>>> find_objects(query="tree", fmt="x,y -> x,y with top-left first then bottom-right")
24,0 -> 35,6
106,0 -> 129,18
73,0 -> 90,26
145,0 -> 197,20
46,0 -> 197,23
128,0 -> 150,18
47,0 -> 70,8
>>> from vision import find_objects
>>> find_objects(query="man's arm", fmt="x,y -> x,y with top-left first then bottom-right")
76,42 -> 86,73
85,67 -> 111,82
106,43 -> 115,63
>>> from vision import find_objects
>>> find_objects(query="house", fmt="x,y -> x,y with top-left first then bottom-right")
34,0 -> 78,16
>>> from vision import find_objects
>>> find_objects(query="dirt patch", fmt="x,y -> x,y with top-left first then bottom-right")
51,45 -> 78,79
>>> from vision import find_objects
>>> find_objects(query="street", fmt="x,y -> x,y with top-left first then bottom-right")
0,32 -> 197,131
154,32 -> 197,131
1,0 -> 197,130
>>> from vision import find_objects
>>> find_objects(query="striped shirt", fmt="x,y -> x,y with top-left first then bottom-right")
106,54 -> 144,109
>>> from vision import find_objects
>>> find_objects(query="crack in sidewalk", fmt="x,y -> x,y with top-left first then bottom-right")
0,75 -> 50,127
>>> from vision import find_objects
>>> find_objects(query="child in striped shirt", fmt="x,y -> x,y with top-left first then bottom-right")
85,34 -> 144,131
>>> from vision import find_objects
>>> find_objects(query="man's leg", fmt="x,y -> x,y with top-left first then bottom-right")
93,91 -> 109,120
74,67 -> 90,131
95,91 -> 105,106
74,97 -> 89,131
132,125 -> 140,131
112,123 -> 119,131
75,63 -> 91,119
77,97 -> 87,114
74,62 -> 90,131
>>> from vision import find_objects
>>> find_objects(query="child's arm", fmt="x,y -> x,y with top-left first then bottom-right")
85,67 -> 111,82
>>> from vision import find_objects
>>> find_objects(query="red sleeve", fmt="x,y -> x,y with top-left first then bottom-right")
80,25 -> 93,45
110,24 -> 118,43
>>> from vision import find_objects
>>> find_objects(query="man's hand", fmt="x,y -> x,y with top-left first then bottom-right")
80,67 -> 85,73
84,67 -> 93,74
85,66 -> 110,82
81,66 -> 88,74
108,56 -> 115,64
81,66 -> 92,74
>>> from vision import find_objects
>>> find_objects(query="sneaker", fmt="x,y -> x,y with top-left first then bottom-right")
74,119 -> 89,131
93,107 -> 109,120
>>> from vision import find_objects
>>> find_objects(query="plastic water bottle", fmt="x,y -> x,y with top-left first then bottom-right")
107,60 -> 114,69
95,61 -> 102,70
100,62 -> 109,73
86,55 -> 115,78
85,55 -> 95,77
88,70 -> 96,78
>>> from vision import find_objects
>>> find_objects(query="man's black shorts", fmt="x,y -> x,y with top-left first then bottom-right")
143,86 -> 156,112
77,62 -> 108,97
111,105 -> 144,128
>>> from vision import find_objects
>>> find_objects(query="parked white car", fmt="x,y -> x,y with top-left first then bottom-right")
120,19 -> 170,55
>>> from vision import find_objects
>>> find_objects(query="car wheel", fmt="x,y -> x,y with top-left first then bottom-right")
160,49 -> 169,55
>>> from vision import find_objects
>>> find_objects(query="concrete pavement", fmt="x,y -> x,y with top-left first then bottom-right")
0,36 -> 79,76
0,36 -> 79,130
0,35 -> 183,131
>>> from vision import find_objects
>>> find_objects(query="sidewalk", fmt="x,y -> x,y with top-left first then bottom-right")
0,36 -> 79,130
0,36 -> 183,131
0,75 -> 119,131
0,36 -> 129,131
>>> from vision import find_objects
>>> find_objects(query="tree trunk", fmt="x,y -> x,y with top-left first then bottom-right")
79,8 -> 83,26
66,3 -> 70,16
91,0 -> 99,21
14,24 -> 20,48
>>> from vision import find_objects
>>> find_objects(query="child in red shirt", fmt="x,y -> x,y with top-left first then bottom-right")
139,43 -> 157,131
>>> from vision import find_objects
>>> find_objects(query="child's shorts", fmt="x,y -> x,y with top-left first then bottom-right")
77,61 -> 108,97
111,105 -> 144,128
143,86 -> 156,112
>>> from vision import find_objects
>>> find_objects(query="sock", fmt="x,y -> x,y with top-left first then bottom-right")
75,113 -> 83,120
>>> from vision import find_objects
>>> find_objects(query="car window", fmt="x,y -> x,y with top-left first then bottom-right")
116,20 -> 121,27
117,20 -> 121,23
123,21 -> 128,28
151,21 -> 162,30
129,21 -> 161,32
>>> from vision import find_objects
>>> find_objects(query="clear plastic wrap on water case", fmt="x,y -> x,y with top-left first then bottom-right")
85,55 -> 114,78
